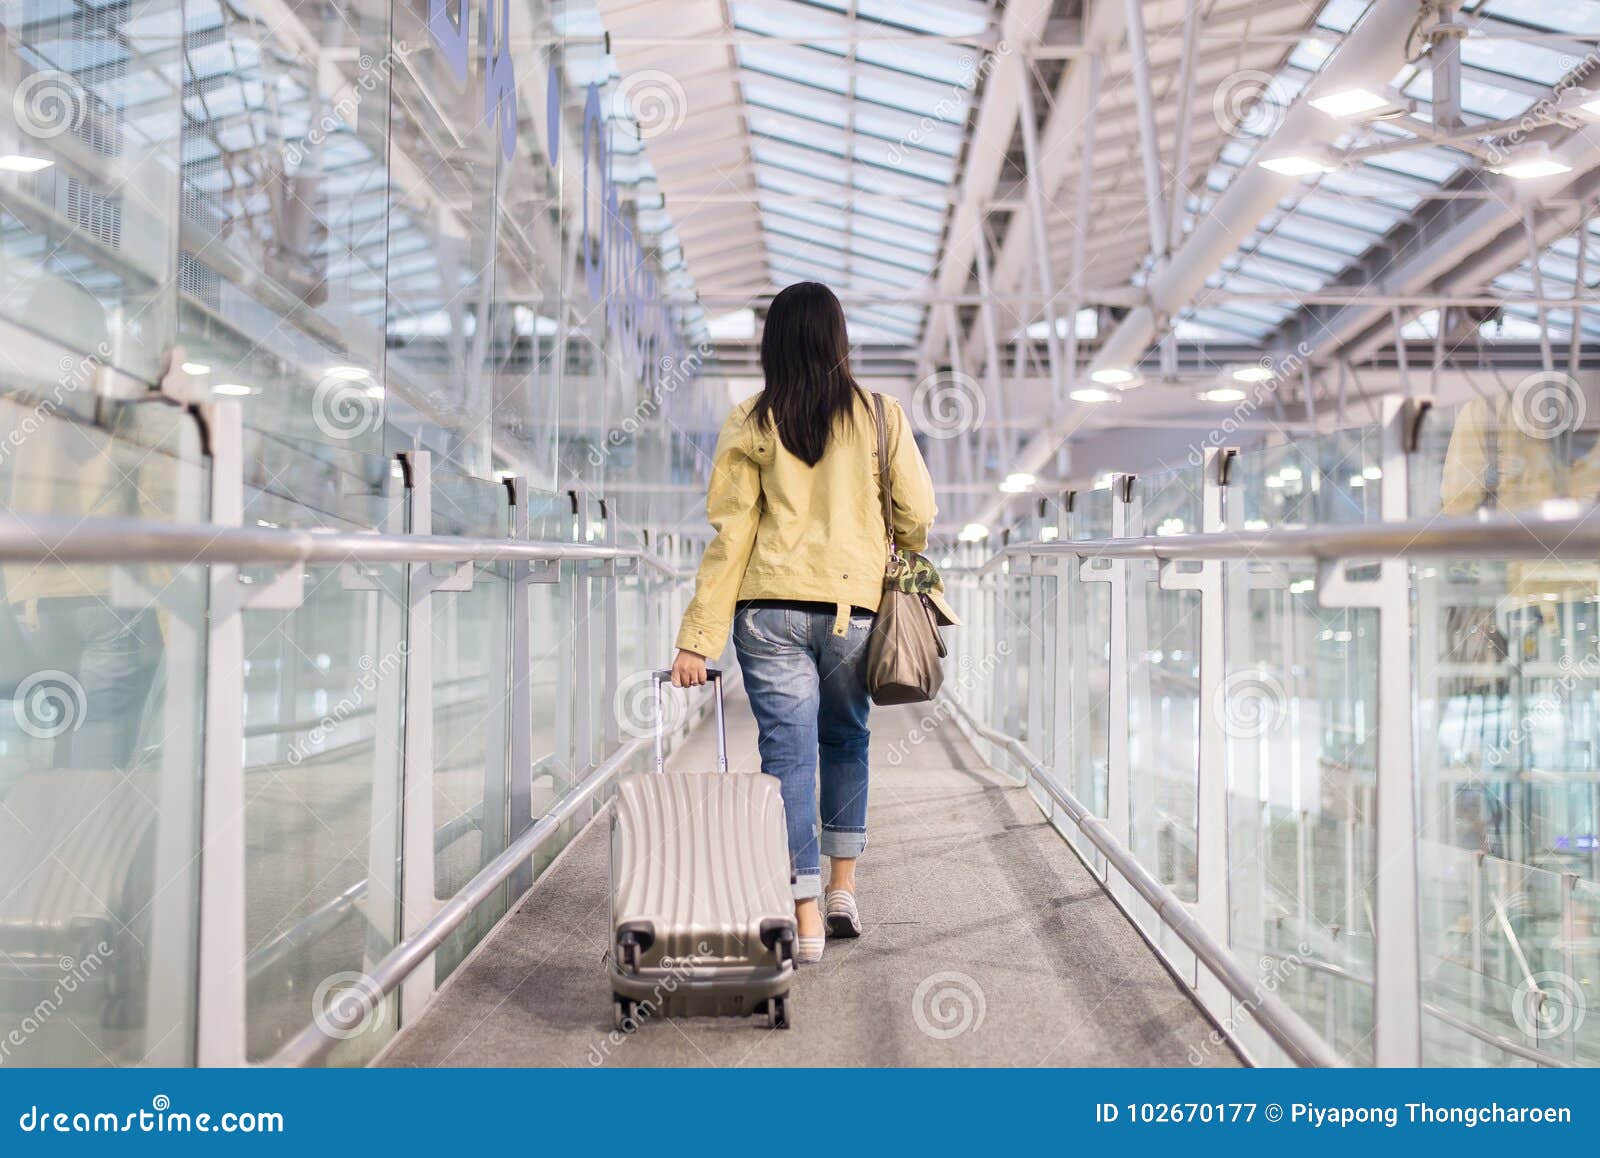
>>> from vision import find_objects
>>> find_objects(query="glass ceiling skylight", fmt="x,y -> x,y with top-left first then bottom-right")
1178,0 -> 1599,347
727,0 -> 996,345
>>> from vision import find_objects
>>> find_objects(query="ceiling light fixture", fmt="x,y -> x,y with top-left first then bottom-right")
1070,387 -> 1115,403
1089,367 -> 1138,386
1259,151 -> 1337,177
1198,387 -> 1247,403
1310,86 -> 1403,120
0,155 -> 53,173
999,472 -> 1037,493
957,523 -> 990,543
1491,143 -> 1571,180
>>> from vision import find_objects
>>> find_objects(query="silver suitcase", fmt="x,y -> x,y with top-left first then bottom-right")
608,669 -> 797,1029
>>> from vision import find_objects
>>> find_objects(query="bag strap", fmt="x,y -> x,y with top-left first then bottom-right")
1484,397 -> 1500,511
871,391 -> 894,550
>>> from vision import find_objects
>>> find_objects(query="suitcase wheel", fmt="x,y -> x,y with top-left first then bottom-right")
768,995 -> 790,1030
613,997 -> 637,1031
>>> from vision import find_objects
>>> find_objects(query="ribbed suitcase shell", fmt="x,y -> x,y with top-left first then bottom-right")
608,671 -> 796,1024
609,770 -> 794,1019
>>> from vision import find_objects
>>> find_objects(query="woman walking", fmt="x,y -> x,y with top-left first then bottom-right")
670,282 -> 938,965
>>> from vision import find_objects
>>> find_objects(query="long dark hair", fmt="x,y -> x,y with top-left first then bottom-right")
750,282 -> 861,466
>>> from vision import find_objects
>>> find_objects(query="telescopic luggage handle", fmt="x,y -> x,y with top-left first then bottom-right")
650,668 -> 727,774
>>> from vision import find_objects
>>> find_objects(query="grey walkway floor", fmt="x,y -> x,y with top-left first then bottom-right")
381,690 -> 1241,1067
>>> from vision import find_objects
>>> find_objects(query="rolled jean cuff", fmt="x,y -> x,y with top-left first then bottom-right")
793,871 -> 822,901
821,828 -> 867,858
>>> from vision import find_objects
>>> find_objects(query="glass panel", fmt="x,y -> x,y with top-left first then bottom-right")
1223,431 -> 1384,1063
1071,487 -> 1113,825
177,0 -> 391,459
528,491 -> 575,839
0,400 -> 206,1065
1410,397 -> 1600,1063
0,0 -> 183,387
1128,468 -> 1203,901
238,443 -> 406,1063
429,471 -> 511,980
382,0 -> 501,480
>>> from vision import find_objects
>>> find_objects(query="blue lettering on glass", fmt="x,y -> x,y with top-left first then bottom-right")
546,62 -> 560,160
429,0 -> 469,83
423,2 -> 691,392
483,0 -> 517,161
574,76 -> 692,391
581,83 -> 606,303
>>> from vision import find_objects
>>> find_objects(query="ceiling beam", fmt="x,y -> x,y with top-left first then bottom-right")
968,0 -> 1423,532
916,0 -> 1061,377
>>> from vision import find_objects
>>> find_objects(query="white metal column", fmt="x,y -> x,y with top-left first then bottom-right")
1158,447 -> 1232,1014
1315,397 -> 1422,1065
195,401 -> 306,1065
397,450 -> 474,1023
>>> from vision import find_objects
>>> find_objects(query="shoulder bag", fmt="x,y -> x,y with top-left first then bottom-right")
865,392 -> 947,705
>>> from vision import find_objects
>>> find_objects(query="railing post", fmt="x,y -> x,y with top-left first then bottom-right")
1048,492 -> 1077,812
194,401 -> 308,1063
1028,540 -> 1047,755
395,451 -> 473,1022
570,492 -> 596,782
506,477 -> 534,897
1107,475 -> 1136,856
137,409 -> 205,1063
1159,447 -> 1232,1013
194,399 -> 246,1065
599,500 -> 621,761
1315,396 -> 1421,1065
359,460 -> 409,978
398,450 -> 439,1022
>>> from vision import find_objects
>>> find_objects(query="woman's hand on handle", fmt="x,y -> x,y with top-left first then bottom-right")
671,649 -> 708,688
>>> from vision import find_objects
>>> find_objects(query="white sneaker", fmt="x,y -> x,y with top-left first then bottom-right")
824,889 -> 861,938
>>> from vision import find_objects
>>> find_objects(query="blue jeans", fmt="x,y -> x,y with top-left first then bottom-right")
732,603 -> 872,901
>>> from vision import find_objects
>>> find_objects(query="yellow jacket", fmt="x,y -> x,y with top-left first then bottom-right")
1437,396 -> 1600,609
676,390 -> 940,658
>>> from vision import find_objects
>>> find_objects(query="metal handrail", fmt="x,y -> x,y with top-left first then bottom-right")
974,501 -> 1600,566
0,512 -> 688,572
940,692 -> 1345,1068
1254,948 -> 1576,1068
272,735 -> 650,1067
